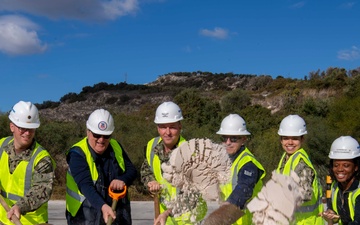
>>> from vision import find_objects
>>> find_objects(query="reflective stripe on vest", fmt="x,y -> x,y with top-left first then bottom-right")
276,148 -> 324,225
331,182 -> 360,222
0,136 -> 52,225
0,136 -> 48,198
145,136 -> 208,224
149,136 -> 161,173
220,148 -> 265,225
146,136 -> 186,178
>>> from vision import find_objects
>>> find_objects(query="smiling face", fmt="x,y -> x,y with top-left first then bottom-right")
332,159 -> 358,189
87,129 -> 111,154
280,136 -> 304,156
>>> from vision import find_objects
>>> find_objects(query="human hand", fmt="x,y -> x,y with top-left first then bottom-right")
147,181 -> 161,193
319,209 -> 340,223
109,179 -> 126,191
101,203 -> 116,224
154,209 -> 171,225
7,204 -> 21,222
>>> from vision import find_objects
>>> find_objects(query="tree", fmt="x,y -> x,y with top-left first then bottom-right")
220,89 -> 251,113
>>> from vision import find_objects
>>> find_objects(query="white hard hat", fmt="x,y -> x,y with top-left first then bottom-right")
154,101 -> 183,124
8,101 -> 40,129
329,136 -> 360,159
278,114 -> 307,136
86,109 -> 114,135
216,114 -> 251,136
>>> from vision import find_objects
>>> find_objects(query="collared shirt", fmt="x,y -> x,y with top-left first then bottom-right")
3,140 -> 54,214
328,179 -> 360,225
226,146 -> 263,209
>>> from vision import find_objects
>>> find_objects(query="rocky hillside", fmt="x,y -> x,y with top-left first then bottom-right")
38,72 -> 339,121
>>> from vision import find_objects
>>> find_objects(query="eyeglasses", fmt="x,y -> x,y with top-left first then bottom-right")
14,124 -> 35,133
221,136 -> 240,143
90,131 -> 111,139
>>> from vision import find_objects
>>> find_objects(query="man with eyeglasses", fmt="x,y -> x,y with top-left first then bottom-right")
0,101 -> 55,224
204,114 -> 265,225
140,101 -> 207,225
65,109 -> 137,225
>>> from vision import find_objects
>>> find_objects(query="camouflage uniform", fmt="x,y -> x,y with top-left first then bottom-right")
0,140 -> 55,223
278,157 -> 314,202
140,141 -> 170,191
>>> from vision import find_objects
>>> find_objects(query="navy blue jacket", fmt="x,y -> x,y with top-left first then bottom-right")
227,145 -> 264,209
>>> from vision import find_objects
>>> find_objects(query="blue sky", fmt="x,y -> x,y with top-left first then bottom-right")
0,0 -> 359,112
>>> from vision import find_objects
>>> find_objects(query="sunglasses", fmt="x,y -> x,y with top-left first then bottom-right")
90,131 -> 111,139
221,136 -> 240,143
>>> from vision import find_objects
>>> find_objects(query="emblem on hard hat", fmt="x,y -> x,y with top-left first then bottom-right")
161,113 -> 169,118
333,149 -> 351,154
98,121 -> 108,131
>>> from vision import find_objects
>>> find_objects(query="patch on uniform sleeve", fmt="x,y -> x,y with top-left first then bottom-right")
244,170 -> 253,177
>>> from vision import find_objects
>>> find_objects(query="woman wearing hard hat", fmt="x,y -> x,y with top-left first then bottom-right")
276,114 -> 324,225
321,136 -> 360,225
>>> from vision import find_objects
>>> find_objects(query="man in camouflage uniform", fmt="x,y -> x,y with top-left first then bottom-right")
0,101 -> 55,225
140,101 -> 207,225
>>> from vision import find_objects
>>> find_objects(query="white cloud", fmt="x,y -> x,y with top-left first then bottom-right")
0,15 -> 47,56
199,27 -> 229,39
0,0 -> 139,21
338,46 -> 360,61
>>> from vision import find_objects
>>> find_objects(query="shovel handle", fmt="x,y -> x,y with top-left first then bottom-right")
0,195 -> 22,225
153,192 -> 161,225
106,186 -> 127,225
108,186 -> 127,201
154,193 -> 160,219
106,200 -> 118,225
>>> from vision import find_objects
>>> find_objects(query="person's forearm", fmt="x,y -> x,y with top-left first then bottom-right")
69,151 -> 106,211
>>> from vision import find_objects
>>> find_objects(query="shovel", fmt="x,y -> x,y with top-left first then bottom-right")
0,195 -> 22,225
153,191 -> 160,224
106,185 -> 127,225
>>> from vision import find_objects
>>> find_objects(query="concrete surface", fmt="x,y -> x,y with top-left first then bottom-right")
48,200 -> 219,225
48,201 -> 328,225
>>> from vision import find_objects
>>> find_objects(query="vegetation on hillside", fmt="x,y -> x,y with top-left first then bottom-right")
0,67 -> 359,200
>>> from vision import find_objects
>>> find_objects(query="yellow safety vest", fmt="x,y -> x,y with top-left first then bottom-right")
331,182 -> 360,225
145,136 -> 207,224
276,148 -> 324,225
0,136 -> 54,225
219,147 -> 266,225
66,138 -> 125,216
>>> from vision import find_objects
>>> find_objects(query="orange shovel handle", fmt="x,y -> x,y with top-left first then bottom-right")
107,185 -> 127,225
108,185 -> 127,201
